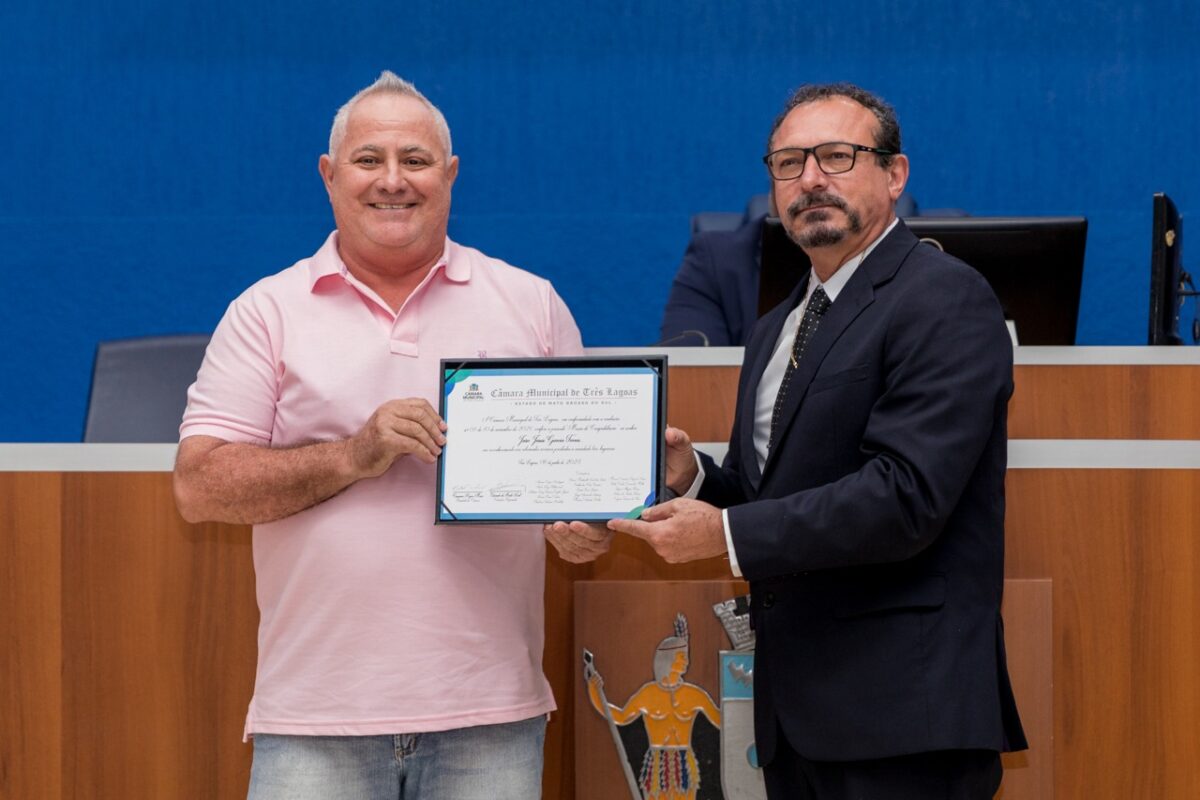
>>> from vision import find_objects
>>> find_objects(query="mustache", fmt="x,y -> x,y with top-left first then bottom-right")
787,192 -> 848,217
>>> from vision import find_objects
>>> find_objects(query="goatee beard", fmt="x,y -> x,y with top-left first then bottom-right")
786,193 -> 863,248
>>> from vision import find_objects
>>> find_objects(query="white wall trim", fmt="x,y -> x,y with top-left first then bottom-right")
583,346 -> 1200,367
694,440 -> 1199,470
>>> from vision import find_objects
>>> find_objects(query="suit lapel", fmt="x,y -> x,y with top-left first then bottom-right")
759,223 -> 920,482
740,276 -> 809,489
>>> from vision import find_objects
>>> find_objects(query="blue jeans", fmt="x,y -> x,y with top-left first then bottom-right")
247,716 -> 546,800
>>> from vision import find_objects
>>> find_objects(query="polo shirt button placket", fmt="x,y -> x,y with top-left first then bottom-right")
390,296 -> 420,357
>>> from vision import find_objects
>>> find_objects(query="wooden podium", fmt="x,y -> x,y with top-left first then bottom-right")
3,347 -> 1199,799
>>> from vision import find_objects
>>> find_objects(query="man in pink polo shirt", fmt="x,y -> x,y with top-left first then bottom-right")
173,71 -> 610,800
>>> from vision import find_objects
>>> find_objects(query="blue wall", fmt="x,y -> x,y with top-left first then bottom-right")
2,0 -> 1198,441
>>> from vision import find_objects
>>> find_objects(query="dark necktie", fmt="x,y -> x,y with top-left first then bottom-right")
769,285 -> 831,449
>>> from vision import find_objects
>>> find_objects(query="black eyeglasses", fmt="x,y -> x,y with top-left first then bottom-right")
763,142 -> 895,180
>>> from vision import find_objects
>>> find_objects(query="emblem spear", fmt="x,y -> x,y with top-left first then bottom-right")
582,648 -> 641,800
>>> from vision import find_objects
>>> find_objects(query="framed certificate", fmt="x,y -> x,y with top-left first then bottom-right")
436,355 -> 667,523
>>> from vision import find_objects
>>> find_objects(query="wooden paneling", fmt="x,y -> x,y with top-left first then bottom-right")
996,579 -> 1054,800
0,472 -> 258,800
0,473 -> 62,800
665,365 -> 740,441
1010,365 -> 1200,440
1005,469 -> 1200,798
58,473 -> 257,800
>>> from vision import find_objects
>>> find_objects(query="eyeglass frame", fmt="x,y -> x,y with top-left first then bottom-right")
762,141 -> 896,180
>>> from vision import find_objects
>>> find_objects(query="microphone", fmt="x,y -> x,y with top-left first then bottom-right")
654,330 -> 711,347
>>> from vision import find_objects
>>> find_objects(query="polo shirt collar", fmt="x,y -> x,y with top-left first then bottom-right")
306,233 -> 466,291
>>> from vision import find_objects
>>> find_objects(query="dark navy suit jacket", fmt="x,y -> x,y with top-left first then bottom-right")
658,213 -> 769,346
698,220 -> 1027,763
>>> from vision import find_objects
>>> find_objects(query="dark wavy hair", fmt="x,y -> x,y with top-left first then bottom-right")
767,83 -> 901,168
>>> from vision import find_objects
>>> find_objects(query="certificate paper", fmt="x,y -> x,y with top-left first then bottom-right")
436,356 -> 667,523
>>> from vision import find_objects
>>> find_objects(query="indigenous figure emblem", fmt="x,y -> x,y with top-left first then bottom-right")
584,614 -> 722,799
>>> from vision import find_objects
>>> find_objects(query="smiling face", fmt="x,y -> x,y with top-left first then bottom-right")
769,96 -> 908,275
318,92 -> 458,278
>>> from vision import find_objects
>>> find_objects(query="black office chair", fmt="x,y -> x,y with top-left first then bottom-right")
83,334 -> 211,442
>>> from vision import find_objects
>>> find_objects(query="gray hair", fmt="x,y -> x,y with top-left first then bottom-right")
327,71 -> 453,159
768,82 -> 902,168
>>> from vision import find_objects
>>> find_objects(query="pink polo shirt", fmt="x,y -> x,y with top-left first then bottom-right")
180,232 -> 583,737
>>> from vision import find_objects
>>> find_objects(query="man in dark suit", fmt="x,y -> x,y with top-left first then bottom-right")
658,194 -> 922,347
610,83 -> 1026,798
659,207 -> 768,346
